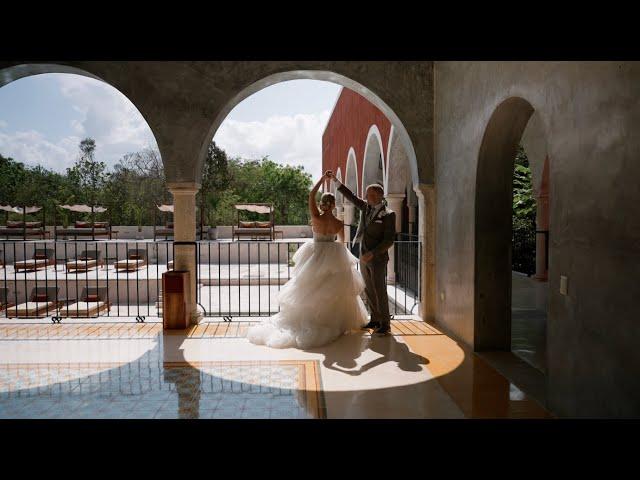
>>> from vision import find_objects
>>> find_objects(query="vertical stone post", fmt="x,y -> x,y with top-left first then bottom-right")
343,204 -> 355,247
414,184 -> 436,322
167,182 -> 201,325
385,193 -> 405,284
408,205 -> 417,235
533,191 -> 549,281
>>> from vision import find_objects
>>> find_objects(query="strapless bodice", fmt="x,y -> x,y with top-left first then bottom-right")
313,232 -> 337,243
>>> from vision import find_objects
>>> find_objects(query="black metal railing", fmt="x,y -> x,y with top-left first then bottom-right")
395,233 -> 420,298
0,241 -> 173,322
195,239 -> 422,319
0,238 -> 422,322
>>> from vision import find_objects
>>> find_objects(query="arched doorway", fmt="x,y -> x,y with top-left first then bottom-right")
361,125 -> 385,196
204,72 -> 424,321
474,96 -> 551,359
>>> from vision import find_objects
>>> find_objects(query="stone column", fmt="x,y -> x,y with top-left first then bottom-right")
414,184 -> 436,322
167,182 -> 201,325
385,193 -> 405,284
408,205 -> 417,235
533,190 -> 549,281
343,204 -> 355,247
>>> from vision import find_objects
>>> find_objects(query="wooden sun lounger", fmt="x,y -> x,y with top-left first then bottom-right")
0,289 -> 15,313
0,227 -> 48,240
13,249 -> 55,272
59,301 -> 110,318
54,227 -> 112,240
65,250 -> 103,273
59,287 -> 110,318
5,287 -> 60,318
6,301 -> 57,317
114,258 -> 147,271
66,259 -> 99,272
14,259 -> 51,272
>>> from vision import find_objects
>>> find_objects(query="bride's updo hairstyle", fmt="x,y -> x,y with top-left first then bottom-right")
319,192 -> 336,213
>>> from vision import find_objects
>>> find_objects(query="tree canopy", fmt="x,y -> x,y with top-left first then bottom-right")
0,139 -> 314,227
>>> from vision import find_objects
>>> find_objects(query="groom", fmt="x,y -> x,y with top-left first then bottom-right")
325,170 -> 396,336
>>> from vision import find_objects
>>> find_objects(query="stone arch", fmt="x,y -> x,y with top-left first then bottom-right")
361,124 -> 385,197
385,125 -> 412,195
0,63 -> 161,164
335,167 -> 343,206
204,70 -> 419,189
474,96 -> 538,351
345,147 -> 359,194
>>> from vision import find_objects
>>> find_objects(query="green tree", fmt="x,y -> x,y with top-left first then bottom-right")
67,137 -> 107,206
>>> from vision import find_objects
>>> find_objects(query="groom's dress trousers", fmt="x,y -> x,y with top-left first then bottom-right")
336,181 -> 396,328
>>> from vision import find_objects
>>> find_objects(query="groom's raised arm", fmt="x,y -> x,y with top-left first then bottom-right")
334,178 -> 367,211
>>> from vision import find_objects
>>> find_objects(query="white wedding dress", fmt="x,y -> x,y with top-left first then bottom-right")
246,232 -> 368,349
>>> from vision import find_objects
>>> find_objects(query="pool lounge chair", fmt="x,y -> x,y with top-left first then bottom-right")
114,249 -> 148,272
6,287 -> 60,318
0,288 -> 16,313
13,248 -> 55,272
65,249 -> 103,273
59,286 -> 111,318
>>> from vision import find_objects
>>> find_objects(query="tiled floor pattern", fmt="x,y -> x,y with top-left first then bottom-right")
0,318 -> 552,419
0,320 -> 439,340
0,360 -> 324,419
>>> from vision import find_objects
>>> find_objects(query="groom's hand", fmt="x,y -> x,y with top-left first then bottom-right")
361,251 -> 374,263
324,170 -> 334,180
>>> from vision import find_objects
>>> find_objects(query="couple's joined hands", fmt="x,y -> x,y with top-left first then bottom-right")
323,170 -> 337,182
324,169 -> 374,263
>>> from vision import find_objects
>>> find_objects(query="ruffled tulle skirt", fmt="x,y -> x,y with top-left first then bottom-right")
246,240 -> 368,349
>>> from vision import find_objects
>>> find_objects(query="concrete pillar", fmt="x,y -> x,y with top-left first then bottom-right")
408,205 -> 417,235
533,191 -> 549,281
386,194 -> 404,232
385,193 -> 405,284
167,182 -> 201,325
343,204 -> 355,225
343,204 -> 355,247
414,183 -> 436,322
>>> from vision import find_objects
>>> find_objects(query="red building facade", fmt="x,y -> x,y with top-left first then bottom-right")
322,88 -> 392,196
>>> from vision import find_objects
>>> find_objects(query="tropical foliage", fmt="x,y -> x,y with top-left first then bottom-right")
0,138 -> 313,227
512,145 -> 537,274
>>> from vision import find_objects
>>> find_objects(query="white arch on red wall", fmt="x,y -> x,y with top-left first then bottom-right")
384,124 -> 395,193
362,124 -> 386,197
335,167 -> 343,205
345,147 -> 359,195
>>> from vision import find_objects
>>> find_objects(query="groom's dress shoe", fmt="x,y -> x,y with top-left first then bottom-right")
362,321 -> 381,330
373,326 -> 391,336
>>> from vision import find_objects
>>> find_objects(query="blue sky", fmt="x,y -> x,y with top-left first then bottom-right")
0,74 -> 341,179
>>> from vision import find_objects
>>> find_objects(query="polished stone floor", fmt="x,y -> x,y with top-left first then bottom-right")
0,317 -> 552,419
511,273 -> 548,373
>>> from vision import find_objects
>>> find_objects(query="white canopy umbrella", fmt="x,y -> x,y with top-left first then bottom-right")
234,204 -> 272,214
0,205 -> 42,214
59,204 -> 107,213
156,204 -> 174,213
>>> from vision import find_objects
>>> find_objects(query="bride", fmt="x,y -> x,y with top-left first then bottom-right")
247,172 -> 368,349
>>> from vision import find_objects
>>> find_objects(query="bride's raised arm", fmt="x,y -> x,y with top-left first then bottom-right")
308,174 -> 326,221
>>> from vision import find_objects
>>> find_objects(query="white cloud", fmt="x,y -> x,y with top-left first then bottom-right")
53,74 -> 158,168
213,110 -> 330,179
0,129 -> 80,171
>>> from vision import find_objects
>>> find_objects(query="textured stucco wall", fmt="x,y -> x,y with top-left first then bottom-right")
434,61 -> 640,417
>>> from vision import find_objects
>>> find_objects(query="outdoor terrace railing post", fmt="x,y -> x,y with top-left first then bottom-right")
414,183 -> 436,322
168,182 -> 201,326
